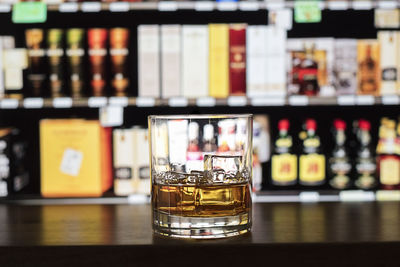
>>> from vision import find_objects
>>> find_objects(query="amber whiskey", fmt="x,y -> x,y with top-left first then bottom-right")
152,182 -> 251,217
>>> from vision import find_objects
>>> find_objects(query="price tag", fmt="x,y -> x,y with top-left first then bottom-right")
128,194 -> 150,204
158,1 -> 178,11
266,1 -> 285,10
217,1 -> 237,11
194,1 -> 214,11
60,148 -> 83,177
269,8 -> 293,30
294,1 -> 321,23
0,99 -> 19,109
109,2 -> 130,12
136,97 -> 155,107
59,2 -> 78,12
352,1 -> 373,10
23,98 -> 43,109
53,97 -> 73,108
227,96 -> 247,106
12,2 -> 47,23
81,2 -> 101,12
288,95 -> 308,106
378,1 -> 397,9
169,97 -> 188,107
337,95 -> 356,105
0,181 -> 7,197
100,106 -> 124,127
88,97 -> 107,108
382,95 -> 400,105
299,191 -> 320,202
109,96 -> 129,107
0,4 -> 11,13
251,97 -> 285,106
238,1 -> 259,11
339,190 -> 375,202
196,97 -> 216,107
356,95 -> 375,105
327,1 -> 349,10
376,190 -> 400,201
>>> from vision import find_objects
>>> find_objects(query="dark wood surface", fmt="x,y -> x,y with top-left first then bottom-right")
1,202 -> 400,266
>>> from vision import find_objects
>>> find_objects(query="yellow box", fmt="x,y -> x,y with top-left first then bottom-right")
40,119 -> 112,197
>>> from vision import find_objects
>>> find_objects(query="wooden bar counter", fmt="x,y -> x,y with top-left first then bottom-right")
0,202 -> 400,266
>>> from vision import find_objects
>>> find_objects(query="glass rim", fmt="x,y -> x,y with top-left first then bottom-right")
148,114 -> 253,120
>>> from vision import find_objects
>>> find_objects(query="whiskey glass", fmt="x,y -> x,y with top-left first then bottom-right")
149,114 -> 252,239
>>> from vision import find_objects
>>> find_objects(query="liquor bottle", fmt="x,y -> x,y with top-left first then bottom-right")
298,44 -> 319,96
270,119 -> 297,187
25,29 -> 46,97
354,119 -> 377,190
299,119 -> 326,187
229,24 -> 246,95
186,122 -> 203,173
66,29 -> 85,98
357,40 -> 380,95
88,28 -> 108,96
202,124 -> 217,153
47,29 -> 64,98
328,119 -> 352,190
376,119 -> 400,190
110,28 -> 130,96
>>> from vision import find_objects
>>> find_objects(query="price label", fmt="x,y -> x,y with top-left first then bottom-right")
81,2 -> 101,12
23,98 -> 43,109
88,97 -> 107,108
294,1 -> 321,23
136,97 -> 155,107
12,2 -> 47,23
327,1 -> 349,10
337,95 -> 356,105
266,1 -> 284,10
378,1 -> 397,9
169,97 -> 188,107
59,2 -> 78,12
238,1 -> 259,11
217,1 -> 237,11
0,4 -> 11,13
0,99 -> 19,109
194,1 -> 214,11
352,1 -> 373,10
158,1 -> 178,11
382,95 -> 400,105
100,106 -> 124,127
288,95 -> 308,106
356,95 -> 375,105
128,194 -> 150,204
376,190 -> 400,201
53,97 -> 73,108
299,191 -> 320,202
227,96 -> 247,106
109,96 -> 129,107
251,97 -> 285,106
340,190 -> 375,202
109,2 -> 130,12
196,97 -> 216,107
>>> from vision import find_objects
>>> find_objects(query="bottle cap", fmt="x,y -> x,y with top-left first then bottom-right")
188,122 -> 199,140
278,119 -> 289,131
334,119 -> 346,130
203,124 -> 214,141
306,119 -> 317,130
358,119 -> 371,131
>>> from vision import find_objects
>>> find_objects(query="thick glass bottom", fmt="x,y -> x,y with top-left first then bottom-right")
153,210 -> 251,239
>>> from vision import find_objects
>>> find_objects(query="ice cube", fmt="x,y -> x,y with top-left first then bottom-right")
203,154 -> 242,175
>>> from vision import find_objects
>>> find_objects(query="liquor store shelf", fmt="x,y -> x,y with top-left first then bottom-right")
0,95 -> 397,109
2,190 -> 400,204
1,202 -> 400,266
14,0 -> 400,13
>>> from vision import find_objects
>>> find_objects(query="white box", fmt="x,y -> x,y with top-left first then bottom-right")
378,31 -> 398,95
334,39 -> 358,95
181,25 -> 209,98
265,26 -> 286,96
134,128 -> 151,195
161,25 -> 181,98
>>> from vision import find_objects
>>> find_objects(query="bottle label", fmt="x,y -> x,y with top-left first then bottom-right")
380,157 -> 400,185
299,154 -> 325,184
271,154 -> 297,183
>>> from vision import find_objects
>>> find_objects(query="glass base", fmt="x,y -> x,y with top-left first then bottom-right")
153,210 -> 251,239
